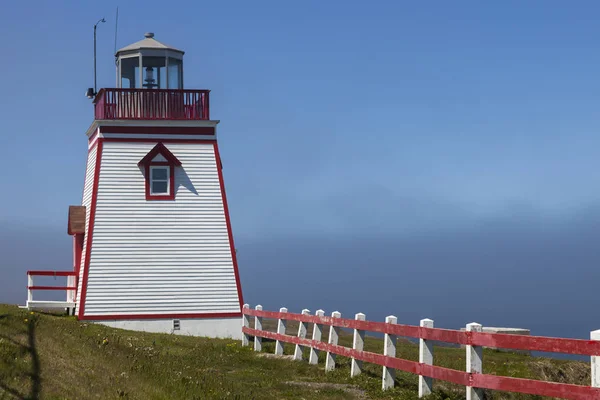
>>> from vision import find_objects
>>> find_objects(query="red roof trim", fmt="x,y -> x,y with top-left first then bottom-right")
138,142 -> 182,167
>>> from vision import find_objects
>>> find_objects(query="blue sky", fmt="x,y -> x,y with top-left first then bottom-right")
2,1 -> 600,339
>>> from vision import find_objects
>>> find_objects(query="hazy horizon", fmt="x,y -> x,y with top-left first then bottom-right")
3,200 -> 600,342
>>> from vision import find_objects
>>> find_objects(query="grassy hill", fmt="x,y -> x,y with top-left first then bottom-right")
0,304 -> 591,399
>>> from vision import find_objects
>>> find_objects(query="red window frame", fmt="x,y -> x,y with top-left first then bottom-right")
137,143 -> 182,201
145,162 -> 175,200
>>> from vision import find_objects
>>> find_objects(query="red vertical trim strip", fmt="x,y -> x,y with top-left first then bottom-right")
144,164 -> 150,199
78,139 -> 103,319
74,234 -> 84,278
214,143 -> 244,309
170,163 -> 175,196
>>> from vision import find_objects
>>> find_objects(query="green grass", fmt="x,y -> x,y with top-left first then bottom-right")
0,304 -> 590,399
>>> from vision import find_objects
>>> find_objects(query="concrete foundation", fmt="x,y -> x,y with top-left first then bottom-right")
92,317 -> 242,339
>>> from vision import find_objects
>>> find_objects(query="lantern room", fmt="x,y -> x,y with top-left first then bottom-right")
94,32 -> 208,121
116,32 -> 184,89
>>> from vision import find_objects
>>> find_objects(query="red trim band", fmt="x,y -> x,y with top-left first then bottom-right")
79,312 -> 242,321
100,126 -> 215,135
102,138 -> 216,143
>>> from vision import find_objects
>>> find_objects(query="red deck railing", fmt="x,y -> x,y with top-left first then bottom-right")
94,88 -> 210,121
27,270 -> 78,309
242,305 -> 600,400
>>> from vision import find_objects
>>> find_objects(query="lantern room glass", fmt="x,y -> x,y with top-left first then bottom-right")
120,56 -> 140,88
168,58 -> 183,89
118,54 -> 183,90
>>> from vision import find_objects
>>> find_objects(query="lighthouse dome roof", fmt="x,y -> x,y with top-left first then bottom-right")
116,32 -> 184,56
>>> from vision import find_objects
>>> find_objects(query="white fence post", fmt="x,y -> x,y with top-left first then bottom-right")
382,315 -> 397,390
309,309 -> 325,365
275,307 -> 288,356
293,309 -> 310,361
27,274 -> 33,304
351,312 -> 366,377
466,322 -> 483,400
66,275 -> 75,314
591,329 -> 600,388
325,311 -> 341,372
419,318 -> 434,397
253,305 -> 263,352
242,304 -> 250,347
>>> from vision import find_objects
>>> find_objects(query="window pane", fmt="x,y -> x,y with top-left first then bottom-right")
152,181 -> 168,194
168,57 -> 183,89
120,57 -> 140,88
152,168 -> 168,180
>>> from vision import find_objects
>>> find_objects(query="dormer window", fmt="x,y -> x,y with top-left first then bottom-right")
150,165 -> 170,195
138,143 -> 182,201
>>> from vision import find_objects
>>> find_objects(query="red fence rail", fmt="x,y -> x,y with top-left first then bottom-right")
27,271 -> 77,277
242,305 -> 600,400
94,88 -> 210,121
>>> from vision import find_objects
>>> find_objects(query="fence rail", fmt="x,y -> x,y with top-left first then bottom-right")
241,304 -> 600,400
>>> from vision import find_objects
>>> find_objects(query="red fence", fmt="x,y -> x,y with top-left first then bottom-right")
94,88 -> 210,121
242,305 -> 600,400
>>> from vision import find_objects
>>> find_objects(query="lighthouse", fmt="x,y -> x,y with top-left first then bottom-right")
66,33 -> 243,338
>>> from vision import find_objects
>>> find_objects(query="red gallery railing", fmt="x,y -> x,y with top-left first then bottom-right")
242,305 -> 600,400
94,88 -> 210,121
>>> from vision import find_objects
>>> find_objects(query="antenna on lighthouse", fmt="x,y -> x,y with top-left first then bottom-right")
114,7 -> 119,59
86,17 -> 106,99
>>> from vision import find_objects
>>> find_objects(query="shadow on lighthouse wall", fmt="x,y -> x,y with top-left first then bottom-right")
176,167 -> 198,195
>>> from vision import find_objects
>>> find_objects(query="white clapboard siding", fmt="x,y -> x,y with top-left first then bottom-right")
83,142 -> 240,316
76,145 -> 98,306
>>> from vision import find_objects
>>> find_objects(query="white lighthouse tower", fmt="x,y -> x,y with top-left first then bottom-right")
70,33 -> 243,338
